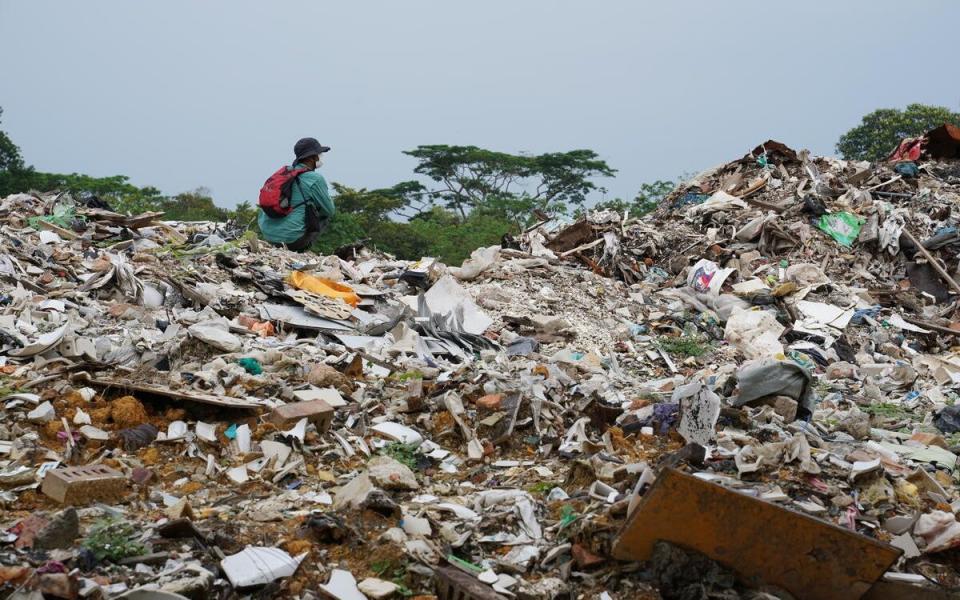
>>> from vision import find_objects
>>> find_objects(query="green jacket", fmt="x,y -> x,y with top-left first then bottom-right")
258,164 -> 335,244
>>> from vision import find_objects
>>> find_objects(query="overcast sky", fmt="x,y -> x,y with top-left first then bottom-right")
1,1 -> 958,208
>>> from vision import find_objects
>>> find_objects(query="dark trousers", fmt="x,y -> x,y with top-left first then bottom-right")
269,212 -> 329,252
279,229 -> 321,251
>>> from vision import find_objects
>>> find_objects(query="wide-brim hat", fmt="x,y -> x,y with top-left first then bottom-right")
294,137 -> 331,161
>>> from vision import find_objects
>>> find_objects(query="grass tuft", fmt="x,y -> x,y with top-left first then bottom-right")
656,334 -> 711,358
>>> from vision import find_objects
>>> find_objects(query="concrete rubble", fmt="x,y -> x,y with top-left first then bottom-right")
3,129 -> 960,598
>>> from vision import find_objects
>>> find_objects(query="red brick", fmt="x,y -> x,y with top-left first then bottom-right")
41,465 -> 126,505
267,399 -> 334,431
476,394 -> 503,410
571,543 -> 605,569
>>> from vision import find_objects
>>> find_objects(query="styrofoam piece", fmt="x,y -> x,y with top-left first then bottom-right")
370,422 -> 424,447
220,546 -> 305,588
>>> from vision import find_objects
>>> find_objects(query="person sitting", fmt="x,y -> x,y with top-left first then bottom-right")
257,137 -> 335,251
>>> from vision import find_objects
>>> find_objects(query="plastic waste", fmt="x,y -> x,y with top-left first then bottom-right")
935,405 -> 960,434
674,191 -> 709,207
817,212 -> 864,247
687,259 -> 737,295
287,271 -> 360,307
116,424 -> 160,452
894,161 -> 919,177
27,196 -> 80,230
732,356 -> 815,419
506,337 -> 540,356
673,381 -> 721,446
449,245 -> 500,281
724,308 -> 784,360
236,357 -> 263,375
850,306 -> 881,325
220,547 -> 305,588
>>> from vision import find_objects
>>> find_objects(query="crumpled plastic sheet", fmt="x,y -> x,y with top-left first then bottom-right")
735,432 -> 820,476
935,405 -> 960,434
659,288 -> 749,323
878,210 -> 907,256
818,212 -> 864,248
914,510 -> 960,553
449,245 -> 501,281
116,423 -> 160,452
724,308 -> 785,360
732,356 -> 814,419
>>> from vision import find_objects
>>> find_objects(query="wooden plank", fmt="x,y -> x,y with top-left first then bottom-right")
902,316 -> 960,337
71,372 -> 263,409
38,219 -> 79,240
559,237 -> 604,257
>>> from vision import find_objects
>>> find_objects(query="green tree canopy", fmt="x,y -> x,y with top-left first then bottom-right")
331,181 -> 428,223
0,108 -> 25,172
836,103 -> 960,161
404,145 -> 615,220
158,188 -> 232,221
0,167 -> 168,210
590,179 -> 675,218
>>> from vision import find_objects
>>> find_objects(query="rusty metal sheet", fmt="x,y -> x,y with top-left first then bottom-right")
611,468 -> 901,600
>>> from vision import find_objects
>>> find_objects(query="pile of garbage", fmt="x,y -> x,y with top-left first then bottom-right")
3,127 -> 960,600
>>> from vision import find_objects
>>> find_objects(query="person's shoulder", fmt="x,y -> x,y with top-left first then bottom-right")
301,170 -> 328,187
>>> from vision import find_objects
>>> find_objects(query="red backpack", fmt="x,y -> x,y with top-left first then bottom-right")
258,166 -> 310,218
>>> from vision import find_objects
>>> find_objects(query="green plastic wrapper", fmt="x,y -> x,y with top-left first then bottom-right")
817,212 -> 863,247
27,197 -> 83,230
236,357 -> 263,375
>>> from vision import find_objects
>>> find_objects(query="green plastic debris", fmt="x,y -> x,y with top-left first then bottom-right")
445,554 -> 483,574
237,357 -> 263,375
817,212 -> 864,247
558,504 -> 579,530
894,161 -> 919,178
28,198 -> 82,230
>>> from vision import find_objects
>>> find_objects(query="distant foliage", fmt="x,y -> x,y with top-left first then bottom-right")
836,103 -> 960,161
0,167 -> 169,212
589,179 -> 675,218
312,200 -> 511,265
0,108 -> 24,172
0,167 -> 242,223
313,145 -> 616,264
404,145 -> 615,221
153,188 -> 232,222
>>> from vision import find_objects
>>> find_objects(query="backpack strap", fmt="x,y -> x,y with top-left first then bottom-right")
289,173 -> 309,211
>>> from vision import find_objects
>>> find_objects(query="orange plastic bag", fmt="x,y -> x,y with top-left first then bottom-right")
287,271 -> 360,307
